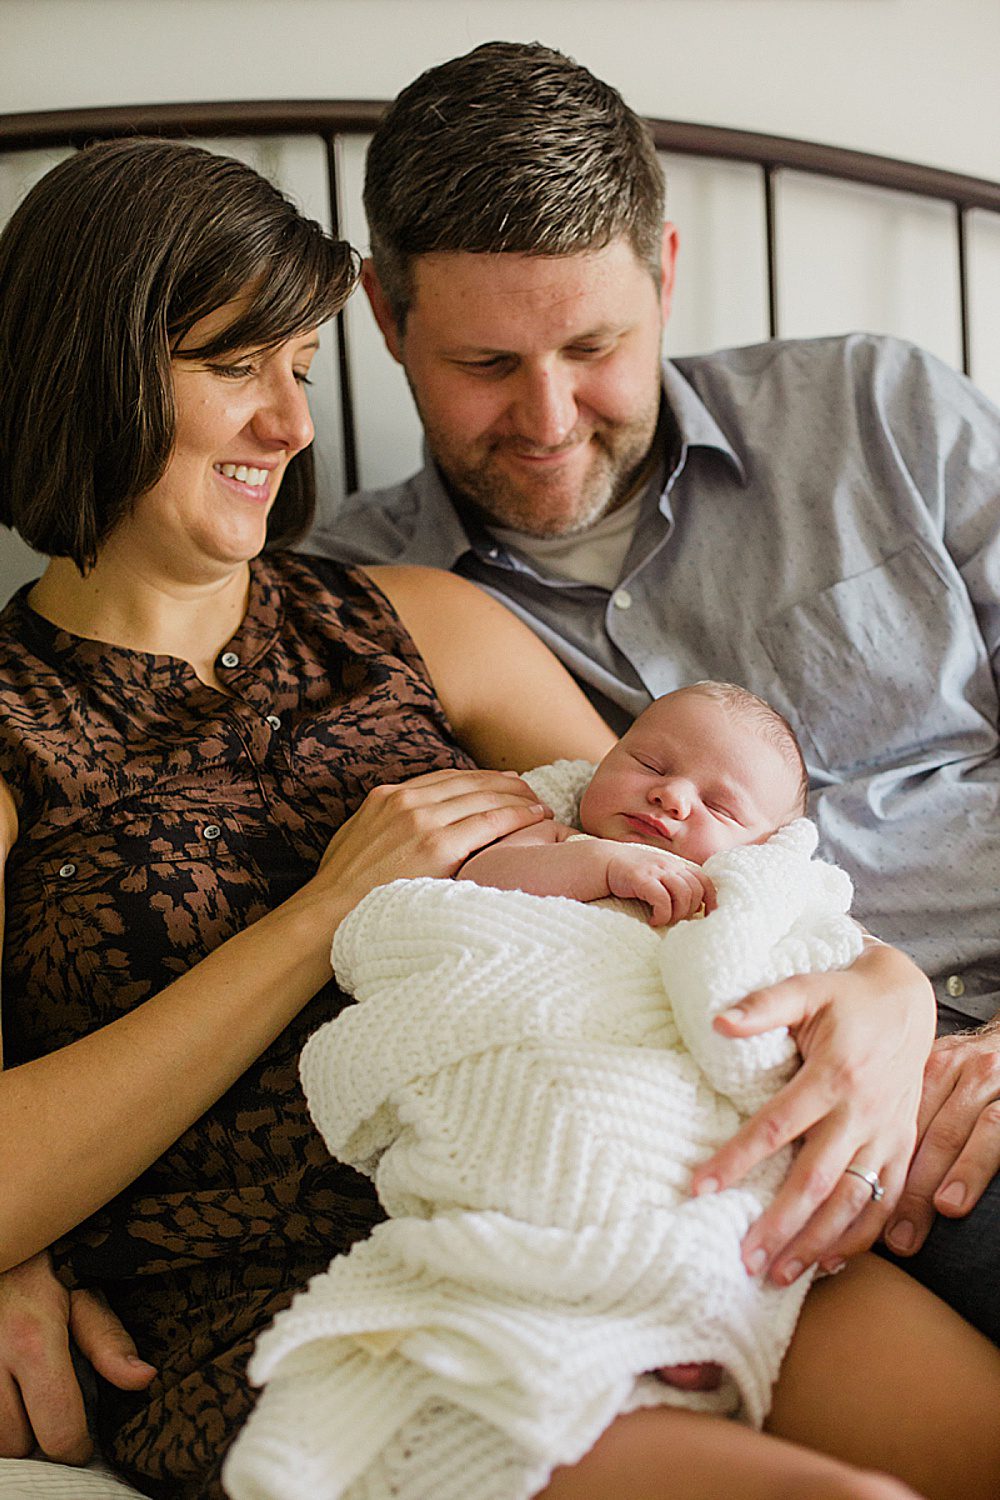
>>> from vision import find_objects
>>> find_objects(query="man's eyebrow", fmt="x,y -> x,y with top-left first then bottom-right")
442,322 -> 630,357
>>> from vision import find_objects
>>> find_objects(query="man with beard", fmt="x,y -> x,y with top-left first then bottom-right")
313,41 -> 1000,1345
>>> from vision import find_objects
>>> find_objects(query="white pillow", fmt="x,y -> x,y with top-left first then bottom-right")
0,1457 -> 148,1499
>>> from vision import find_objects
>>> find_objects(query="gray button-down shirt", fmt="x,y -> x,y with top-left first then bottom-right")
310,333 -> 1000,1024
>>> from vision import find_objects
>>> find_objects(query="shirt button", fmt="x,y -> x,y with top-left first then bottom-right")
265,714 -> 282,731
945,974 -> 966,999
202,824 -> 222,841
612,588 -> 633,610
58,862 -> 76,878
220,651 -> 240,669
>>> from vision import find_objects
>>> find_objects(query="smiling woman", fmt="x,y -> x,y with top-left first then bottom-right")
0,138 -> 616,1498
0,138 -> 352,573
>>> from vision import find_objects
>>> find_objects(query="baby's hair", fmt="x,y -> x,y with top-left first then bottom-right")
681,681 -> 810,817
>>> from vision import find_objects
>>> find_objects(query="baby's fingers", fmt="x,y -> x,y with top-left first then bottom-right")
649,869 -> 706,926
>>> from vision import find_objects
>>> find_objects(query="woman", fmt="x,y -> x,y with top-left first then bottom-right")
0,139 -> 996,1500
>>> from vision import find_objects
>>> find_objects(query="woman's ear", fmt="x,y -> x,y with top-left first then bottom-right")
361,259 -> 404,363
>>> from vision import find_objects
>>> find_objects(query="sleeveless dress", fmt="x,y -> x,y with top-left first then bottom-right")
0,553 -> 476,1499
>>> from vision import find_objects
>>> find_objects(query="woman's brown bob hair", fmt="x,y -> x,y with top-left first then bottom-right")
0,137 -> 359,570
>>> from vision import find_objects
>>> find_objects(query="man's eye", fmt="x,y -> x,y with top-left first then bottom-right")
456,357 -> 511,374
569,343 -> 610,359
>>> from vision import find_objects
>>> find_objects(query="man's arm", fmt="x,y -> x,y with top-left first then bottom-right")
0,1252 -> 155,1464
882,348 -> 1000,1256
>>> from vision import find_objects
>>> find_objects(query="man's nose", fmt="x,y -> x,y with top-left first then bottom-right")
649,778 -> 693,819
253,375 -> 315,455
510,363 -> 578,448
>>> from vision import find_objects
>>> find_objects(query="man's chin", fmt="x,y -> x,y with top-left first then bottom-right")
456,470 -> 620,538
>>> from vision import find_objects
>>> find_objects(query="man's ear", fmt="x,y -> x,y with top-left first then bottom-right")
659,222 -> 679,326
361,259 -> 404,364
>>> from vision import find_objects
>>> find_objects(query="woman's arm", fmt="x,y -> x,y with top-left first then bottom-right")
0,764 -> 550,1271
366,566 -> 617,768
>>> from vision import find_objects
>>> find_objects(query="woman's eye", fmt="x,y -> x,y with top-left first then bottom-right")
294,371 -> 314,386
210,362 -> 255,380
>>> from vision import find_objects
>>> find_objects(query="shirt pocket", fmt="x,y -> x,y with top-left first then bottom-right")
6,805 -> 268,1052
757,542 -> 988,775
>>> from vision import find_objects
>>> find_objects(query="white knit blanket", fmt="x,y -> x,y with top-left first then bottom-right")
225,782 -> 860,1500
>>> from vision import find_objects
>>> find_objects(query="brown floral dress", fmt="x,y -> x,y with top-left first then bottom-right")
0,554 -> 476,1499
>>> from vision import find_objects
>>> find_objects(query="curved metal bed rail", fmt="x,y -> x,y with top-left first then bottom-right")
3,101 -> 999,489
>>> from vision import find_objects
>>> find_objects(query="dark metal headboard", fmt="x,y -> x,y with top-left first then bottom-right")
4,100 -> 1000,495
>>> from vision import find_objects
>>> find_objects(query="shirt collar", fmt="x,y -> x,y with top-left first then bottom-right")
660,358 -> 747,484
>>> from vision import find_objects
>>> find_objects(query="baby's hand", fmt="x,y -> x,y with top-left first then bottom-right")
604,846 -> 716,926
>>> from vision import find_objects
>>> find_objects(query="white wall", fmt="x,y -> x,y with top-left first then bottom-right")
4,0 -> 1000,181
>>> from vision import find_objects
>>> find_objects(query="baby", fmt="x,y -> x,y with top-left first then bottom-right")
228,683 -> 857,1500
458,679 -> 809,925
459,678 -> 809,1395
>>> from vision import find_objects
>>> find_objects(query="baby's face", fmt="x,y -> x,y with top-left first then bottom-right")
579,690 -> 801,865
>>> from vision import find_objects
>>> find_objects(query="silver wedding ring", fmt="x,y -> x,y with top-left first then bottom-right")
844,1165 -> 885,1203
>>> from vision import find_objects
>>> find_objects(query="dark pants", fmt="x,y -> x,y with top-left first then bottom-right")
875,1001 -> 1000,1346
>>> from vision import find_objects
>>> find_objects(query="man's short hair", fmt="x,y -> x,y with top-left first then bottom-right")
364,40 -> 666,326
0,137 -> 357,572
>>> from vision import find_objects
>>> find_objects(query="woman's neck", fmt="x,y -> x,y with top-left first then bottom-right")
29,553 -> 252,689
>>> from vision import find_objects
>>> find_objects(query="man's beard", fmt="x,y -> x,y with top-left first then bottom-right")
418,399 -> 661,541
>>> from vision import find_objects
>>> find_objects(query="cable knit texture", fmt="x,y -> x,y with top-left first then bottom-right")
225,763 -> 861,1500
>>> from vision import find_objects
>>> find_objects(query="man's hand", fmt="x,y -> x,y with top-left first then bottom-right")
688,943 -> 935,1284
0,1251 -> 155,1463
884,1020 -> 1000,1257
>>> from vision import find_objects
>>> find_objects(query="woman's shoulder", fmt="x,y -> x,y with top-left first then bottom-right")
258,551 -> 438,685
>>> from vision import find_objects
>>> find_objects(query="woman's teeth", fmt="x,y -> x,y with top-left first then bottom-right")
216,464 -> 268,486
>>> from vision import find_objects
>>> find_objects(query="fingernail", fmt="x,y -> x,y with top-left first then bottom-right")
128,1355 -> 156,1370
745,1248 -> 767,1276
719,1006 -> 744,1023
821,1258 -> 847,1276
780,1259 -> 804,1284
887,1219 -> 914,1253
937,1181 -> 965,1210
693,1176 -> 719,1197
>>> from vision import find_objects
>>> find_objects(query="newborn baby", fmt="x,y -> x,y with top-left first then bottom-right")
459,679 -> 809,926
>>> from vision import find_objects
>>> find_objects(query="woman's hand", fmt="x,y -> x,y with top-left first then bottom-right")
689,943 -> 935,1284
315,767 -> 552,920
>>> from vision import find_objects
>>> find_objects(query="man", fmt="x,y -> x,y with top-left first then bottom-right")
2,39 -> 997,1467
312,40 -> 1000,1341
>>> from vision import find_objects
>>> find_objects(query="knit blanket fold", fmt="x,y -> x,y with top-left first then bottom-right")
224,806 -> 860,1500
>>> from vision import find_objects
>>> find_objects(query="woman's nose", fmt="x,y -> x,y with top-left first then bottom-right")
254,376 -> 315,455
